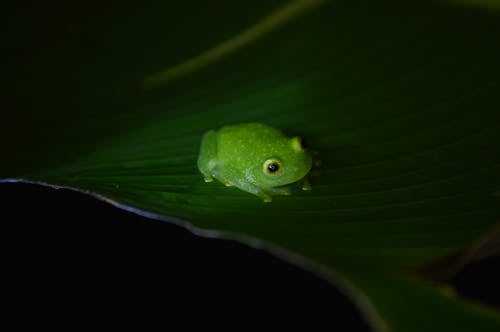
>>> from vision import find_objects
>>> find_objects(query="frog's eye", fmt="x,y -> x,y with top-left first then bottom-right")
263,159 -> 282,175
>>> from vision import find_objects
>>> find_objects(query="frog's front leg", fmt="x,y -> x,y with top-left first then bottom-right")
236,181 -> 273,202
268,186 -> 292,196
256,191 -> 273,203
230,178 -> 273,202
213,165 -> 272,202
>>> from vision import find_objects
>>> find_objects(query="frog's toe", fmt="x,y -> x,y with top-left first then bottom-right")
203,175 -> 214,182
278,188 -> 292,196
224,182 -> 233,187
302,178 -> 312,191
259,194 -> 273,203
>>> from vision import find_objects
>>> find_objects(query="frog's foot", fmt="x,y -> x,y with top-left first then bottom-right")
203,174 -> 214,182
302,178 -> 312,191
261,195 -> 273,203
224,182 -> 233,187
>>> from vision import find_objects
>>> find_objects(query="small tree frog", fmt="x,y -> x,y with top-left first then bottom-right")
197,122 -> 312,202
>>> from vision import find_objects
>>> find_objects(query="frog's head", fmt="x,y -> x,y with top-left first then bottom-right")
255,136 -> 312,188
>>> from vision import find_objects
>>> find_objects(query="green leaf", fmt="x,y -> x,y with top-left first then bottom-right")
3,0 -> 500,330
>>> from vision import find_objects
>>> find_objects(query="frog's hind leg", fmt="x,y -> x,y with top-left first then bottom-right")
197,130 -> 218,182
203,173 -> 215,182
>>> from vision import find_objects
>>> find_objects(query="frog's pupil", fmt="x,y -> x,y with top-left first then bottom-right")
268,163 -> 279,173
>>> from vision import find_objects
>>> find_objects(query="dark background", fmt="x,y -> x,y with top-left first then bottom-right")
1,182 -> 498,328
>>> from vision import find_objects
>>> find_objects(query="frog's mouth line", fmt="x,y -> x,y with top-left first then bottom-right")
279,160 -> 313,186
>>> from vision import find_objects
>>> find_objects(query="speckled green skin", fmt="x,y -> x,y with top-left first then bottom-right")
197,122 -> 312,202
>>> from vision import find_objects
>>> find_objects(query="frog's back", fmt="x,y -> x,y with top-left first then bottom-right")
216,123 -> 285,171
